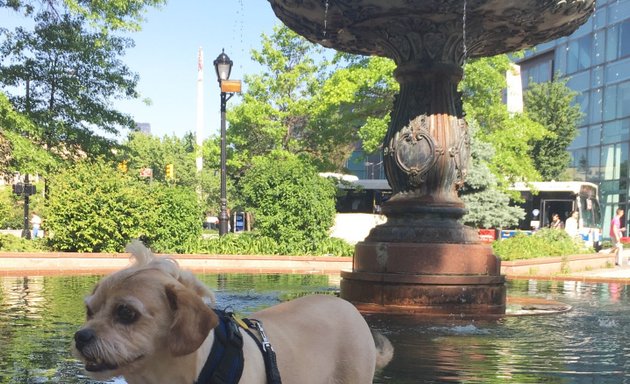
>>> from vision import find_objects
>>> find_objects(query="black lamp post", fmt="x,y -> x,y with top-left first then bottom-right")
213,49 -> 240,236
13,175 -> 36,239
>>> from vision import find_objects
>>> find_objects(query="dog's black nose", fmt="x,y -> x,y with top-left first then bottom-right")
74,328 -> 96,350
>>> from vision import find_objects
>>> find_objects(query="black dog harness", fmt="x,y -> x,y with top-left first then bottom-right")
194,309 -> 282,384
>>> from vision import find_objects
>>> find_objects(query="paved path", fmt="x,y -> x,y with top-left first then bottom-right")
571,265 -> 630,279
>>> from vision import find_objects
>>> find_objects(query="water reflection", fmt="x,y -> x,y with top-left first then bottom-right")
371,279 -> 630,383
1,275 -> 630,383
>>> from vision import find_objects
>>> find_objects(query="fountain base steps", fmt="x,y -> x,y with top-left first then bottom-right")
340,241 -> 506,315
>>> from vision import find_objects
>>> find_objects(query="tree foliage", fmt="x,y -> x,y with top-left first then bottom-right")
228,26 -> 327,170
524,78 -> 583,181
1,0 -> 165,32
313,54 -> 397,157
228,26 -> 398,173
0,11 -> 140,163
120,131 -> 225,215
461,55 -> 546,187
45,158 -> 201,253
0,92 -> 56,179
460,124 -> 525,228
238,151 -> 337,247
122,132 -> 196,184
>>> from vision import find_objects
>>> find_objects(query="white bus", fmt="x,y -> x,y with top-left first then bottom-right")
327,176 -> 602,246
507,181 -> 602,246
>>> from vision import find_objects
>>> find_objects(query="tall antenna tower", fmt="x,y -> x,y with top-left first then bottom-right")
196,47 -> 204,172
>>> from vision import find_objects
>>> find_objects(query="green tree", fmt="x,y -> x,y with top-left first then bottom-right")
228,25 -> 328,171
524,77 -> 583,181
0,11 -> 140,164
0,92 -> 56,179
460,124 -> 525,228
311,54 -> 398,164
229,26 -> 399,172
122,131 -> 197,185
461,55 -> 546,187
2,0 -> 165,32
121,131 -> 227,215
238,150 -> 336,247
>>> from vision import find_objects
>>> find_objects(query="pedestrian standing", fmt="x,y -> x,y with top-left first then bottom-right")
30,212 -> 42,239
565,211 -> 579,238
610,208 -> 626,266
549,213 -> 564,229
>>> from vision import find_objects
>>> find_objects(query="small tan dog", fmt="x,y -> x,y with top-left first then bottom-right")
73,240 -> 393,383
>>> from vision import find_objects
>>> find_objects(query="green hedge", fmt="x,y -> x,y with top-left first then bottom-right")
492,228 -> 593,261
197,232 -> 353,257
0,233 -> 48,252
44,159 -> 201,253
238,151 -> 337,246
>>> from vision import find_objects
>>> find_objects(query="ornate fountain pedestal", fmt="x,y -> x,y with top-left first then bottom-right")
268,0 -> 594,315
340,60 -> 506,315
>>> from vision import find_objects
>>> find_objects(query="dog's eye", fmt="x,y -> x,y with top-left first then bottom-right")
115,304 -> 138,324
86,306 -> 93,319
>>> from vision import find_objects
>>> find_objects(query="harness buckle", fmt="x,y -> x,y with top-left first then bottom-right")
251,319 -> 273,352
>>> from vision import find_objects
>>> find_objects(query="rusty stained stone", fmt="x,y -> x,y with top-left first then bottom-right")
268,0 -> 595,62
354,242 -> 500,275
340,274 -> 506,316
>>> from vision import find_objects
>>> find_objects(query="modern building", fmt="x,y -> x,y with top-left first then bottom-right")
344,143 -> 385,180
517,0 -> 630,237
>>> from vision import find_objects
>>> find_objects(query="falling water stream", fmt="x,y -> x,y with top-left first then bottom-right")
322,0 -> 330,40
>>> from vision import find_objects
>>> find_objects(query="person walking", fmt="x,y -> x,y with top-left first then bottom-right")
30,212 -> 42,239
610,208 -> 626,266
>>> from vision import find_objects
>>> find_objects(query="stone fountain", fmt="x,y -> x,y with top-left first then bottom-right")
267,0 -> 594,315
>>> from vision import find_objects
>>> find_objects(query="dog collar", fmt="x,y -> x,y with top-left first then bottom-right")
195,309 -> 244,384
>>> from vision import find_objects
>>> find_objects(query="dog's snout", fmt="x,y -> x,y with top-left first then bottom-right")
75,328 -> 96,350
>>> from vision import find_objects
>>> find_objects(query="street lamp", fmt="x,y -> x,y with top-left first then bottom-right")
214,49 -> 241,236
13,175 -> 36,239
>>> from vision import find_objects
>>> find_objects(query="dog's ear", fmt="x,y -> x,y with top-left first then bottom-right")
165,283 -> 219,356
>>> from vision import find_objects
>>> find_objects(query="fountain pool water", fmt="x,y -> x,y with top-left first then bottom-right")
1,274 -> 629,383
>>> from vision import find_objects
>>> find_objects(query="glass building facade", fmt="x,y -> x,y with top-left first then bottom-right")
517,0 -> 630,237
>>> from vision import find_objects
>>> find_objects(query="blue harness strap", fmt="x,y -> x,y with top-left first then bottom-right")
195,309 -> 244,384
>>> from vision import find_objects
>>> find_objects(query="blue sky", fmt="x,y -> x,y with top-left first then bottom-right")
116,1 -> 281,139
1,1 -> 282,139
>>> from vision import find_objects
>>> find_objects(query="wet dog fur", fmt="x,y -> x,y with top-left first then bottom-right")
72,240 -> 394,383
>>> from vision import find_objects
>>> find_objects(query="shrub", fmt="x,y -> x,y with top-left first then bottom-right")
197,232 -> 353,256
238,151 -> 337,247
141,184 -> 202,254
45,159 -> 201,253
492,228 -> 592,261
198,233 -> 280,255
0,233 -> 49,252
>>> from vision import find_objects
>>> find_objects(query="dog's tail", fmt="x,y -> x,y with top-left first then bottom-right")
372,331 -> 394,370
124,239 -> 216,305
125,239 -> 155,265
